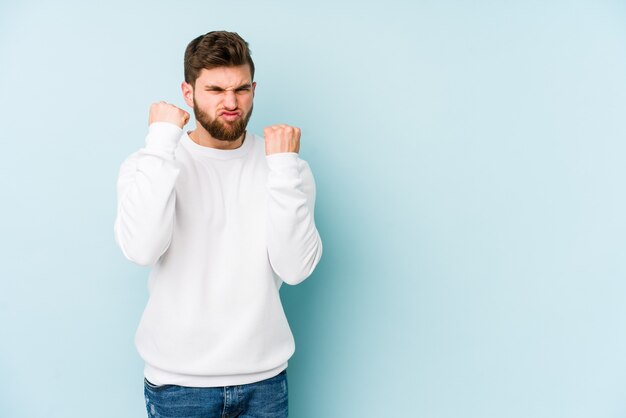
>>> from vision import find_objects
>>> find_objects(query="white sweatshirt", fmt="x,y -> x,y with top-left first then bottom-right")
114,122 -> 322,387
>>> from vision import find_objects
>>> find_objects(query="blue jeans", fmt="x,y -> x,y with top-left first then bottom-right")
144,369 -> 288,418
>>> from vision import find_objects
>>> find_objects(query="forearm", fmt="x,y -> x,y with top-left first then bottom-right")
266,153 -> 323,285
114,123 -> 182,266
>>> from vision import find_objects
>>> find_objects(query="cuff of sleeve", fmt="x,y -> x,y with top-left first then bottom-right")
145,122 -> 183,155
266,152 -> 300,172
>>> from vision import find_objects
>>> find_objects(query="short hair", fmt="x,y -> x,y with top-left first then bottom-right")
184,31 -> 255,85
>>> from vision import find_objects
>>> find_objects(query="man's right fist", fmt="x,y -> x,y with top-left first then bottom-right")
149,101 -> 190,128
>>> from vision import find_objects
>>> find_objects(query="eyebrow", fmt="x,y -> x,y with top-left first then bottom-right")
204,83 -> 252,91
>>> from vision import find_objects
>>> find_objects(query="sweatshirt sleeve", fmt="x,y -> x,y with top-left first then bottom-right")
114,122 -> 183,266
266,152 -> 323,285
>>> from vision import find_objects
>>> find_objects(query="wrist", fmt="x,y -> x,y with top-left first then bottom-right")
145,122 -> 184,155
266,152 -> 299,170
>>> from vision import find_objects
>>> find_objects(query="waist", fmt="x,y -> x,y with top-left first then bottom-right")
143,362 -> 289,388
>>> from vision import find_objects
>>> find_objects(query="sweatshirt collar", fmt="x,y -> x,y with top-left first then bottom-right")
181,130 -> 253,160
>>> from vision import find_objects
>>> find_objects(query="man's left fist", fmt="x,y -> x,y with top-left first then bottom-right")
264,124 -> 301,155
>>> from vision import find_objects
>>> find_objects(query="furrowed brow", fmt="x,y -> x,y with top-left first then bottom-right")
204,85 -> 226,91
204,83 -> 252,91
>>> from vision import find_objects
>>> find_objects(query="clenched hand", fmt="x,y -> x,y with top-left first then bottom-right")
149,101 -> 190,128
264,124 -> 301,155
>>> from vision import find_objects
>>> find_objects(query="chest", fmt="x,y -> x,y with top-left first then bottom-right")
174,153 -> 269,235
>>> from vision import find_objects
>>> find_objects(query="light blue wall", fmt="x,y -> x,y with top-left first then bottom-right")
1,1 -> 625,417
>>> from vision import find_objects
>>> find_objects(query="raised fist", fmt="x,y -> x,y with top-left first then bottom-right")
264,124 -> 301,155
149,101 -> 190,128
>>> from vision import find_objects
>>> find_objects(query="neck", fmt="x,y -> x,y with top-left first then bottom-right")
189,125 -> 245,150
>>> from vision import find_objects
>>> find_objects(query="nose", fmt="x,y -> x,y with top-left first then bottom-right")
223,90 -> 237,110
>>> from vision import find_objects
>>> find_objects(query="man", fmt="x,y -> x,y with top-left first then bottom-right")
114,30 -> 322,418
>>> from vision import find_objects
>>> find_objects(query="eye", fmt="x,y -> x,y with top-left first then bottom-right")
235,87 -> 252,94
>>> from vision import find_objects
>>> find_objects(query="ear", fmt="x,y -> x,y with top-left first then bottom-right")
181,81 -> 194,108
252,81 -> 257,97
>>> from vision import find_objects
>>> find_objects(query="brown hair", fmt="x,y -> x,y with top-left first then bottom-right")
184,31 -> 255,85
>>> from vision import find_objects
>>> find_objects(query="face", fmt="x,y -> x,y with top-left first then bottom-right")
182,65 -> 256,142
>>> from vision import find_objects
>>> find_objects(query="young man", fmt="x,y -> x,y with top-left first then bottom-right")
114,31 -> 322,418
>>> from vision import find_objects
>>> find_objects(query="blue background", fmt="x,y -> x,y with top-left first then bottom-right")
1,0 -> 626,417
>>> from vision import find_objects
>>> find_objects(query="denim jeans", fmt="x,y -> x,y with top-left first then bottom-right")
144,369 -> 288,418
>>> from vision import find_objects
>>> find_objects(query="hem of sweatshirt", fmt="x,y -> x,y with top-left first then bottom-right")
144,362 -> 288,388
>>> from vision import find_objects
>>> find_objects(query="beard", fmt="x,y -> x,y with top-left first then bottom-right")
193,102 -> 253,142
